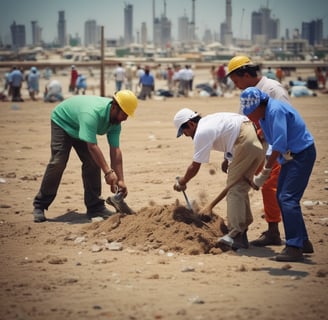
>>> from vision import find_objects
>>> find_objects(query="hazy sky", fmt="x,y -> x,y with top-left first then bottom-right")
1,0 -> 327,44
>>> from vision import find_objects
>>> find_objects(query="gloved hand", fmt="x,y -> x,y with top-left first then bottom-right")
173,179 -> 187,192
253,167 -> 272,188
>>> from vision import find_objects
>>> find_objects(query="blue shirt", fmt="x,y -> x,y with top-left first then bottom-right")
259,98 -> 314,164
140,73 -> 154,86
9,69 -> 23,87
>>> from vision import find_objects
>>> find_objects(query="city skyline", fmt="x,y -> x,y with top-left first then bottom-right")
1,0 -> 328,45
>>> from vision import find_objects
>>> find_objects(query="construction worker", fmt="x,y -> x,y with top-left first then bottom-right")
240,87 -> 315,262
226,55 -> 289,248
173,108 -> 265,251
32,90 -> 138,222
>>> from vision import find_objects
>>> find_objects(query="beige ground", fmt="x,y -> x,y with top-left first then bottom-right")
0,68 -> 328,320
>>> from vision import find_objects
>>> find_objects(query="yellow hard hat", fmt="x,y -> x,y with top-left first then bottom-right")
113,90 -> 138,117
227,55 -> 254,76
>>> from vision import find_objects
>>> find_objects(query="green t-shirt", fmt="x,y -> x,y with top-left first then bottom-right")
51,95 -> 121,147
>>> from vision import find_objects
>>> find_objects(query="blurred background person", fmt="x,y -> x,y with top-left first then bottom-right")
27,66 -> 40,101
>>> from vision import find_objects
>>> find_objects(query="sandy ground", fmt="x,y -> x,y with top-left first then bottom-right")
0,68 -> 328,320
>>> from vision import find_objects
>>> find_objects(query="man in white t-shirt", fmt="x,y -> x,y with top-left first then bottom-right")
113,63 -> 125,91
44,80 -> 64,102
173,108 -> 265,251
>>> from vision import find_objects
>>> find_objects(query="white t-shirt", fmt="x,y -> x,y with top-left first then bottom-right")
193,113 -> 248,163
114,66 -> 125,81
48,80 -> 62,94
256,76 -> 289,103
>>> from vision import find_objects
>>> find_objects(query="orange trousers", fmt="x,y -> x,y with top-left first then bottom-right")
261,161 -> 281,223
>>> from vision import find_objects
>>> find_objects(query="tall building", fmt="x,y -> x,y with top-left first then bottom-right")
302,19 -> 323,46
10,21 -> 26,49
31,21 -> 42,46
189,0 -> 196,42
153,0 -> 171,48
84,20 -> 97,47
57,11 -> 66,47
251,6 -> 279,45
220,0 -> 233,46
124,3 -> 133,45
141,22 -> 148,45
178,15 -> 189,42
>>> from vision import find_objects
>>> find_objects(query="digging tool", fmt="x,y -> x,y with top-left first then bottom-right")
200,176 -> 253,215
182,189 -> 193,211
176,177 -> 193,211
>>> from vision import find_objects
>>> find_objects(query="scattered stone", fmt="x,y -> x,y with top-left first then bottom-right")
74,236 -> 87,244
303,200 -> 316,208
181,266 -> 195,272
176,309 -> 187,315
91,217 -> 104,222
236,264 -> 247,272
91,244 -> 102,252
93,305 -> 102,310
105,241 -> 123,251
281,264 -> 292,270
188,296 -> 205,304
6,172 -> 16,178
316,269 -> 327,277
48,257 -> 67,264
0,204 -> 11,208
317,218 -> 328,226
20,175 -> 37,181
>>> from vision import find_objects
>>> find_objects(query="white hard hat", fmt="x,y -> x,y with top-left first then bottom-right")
173,108 -> 198,137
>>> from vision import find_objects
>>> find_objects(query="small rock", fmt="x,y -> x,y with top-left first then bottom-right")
181,266 -> 195,272
281,264 -> 292,270
316,269 -> 327,277
105,241 -> 123,251
91,244 -> 102,252
74,236 -> 87,244
303,200 -> 316,208
91,217 -> 104,222
188,296 -> 205,304
48,257 -> 67,264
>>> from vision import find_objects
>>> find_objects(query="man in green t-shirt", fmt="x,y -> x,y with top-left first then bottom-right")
33,90 -> 138,222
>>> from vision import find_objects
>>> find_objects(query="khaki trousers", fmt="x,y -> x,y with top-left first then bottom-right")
226,122 -> 265,237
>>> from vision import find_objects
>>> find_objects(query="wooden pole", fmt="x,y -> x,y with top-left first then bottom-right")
100,26 -> 105,97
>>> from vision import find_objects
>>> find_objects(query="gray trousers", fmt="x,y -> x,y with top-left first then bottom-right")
33,121 -> 104,212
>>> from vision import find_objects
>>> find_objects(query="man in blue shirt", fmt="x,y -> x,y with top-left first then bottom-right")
240,87 -> 316,262
8,66 -> 24,102
138,66 -> 155,100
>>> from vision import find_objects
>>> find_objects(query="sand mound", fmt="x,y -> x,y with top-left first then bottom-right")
83,202 -> 228,255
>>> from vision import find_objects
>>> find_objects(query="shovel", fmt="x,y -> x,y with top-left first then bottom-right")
176,177 -> 193,211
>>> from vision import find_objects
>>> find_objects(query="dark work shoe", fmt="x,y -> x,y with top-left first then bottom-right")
106,196 -> 135,214
33,208 -> 46,223
217,233 -> 249,251
250,231 -> 282,247
275,246 -> 304,262
303,239 -> 314,254
232,231 -> 249,250
86,207 -> 115,219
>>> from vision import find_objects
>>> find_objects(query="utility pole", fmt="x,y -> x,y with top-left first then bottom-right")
100,26 -> 105,97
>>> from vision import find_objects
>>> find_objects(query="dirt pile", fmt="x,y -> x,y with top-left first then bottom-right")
83,201 -> 228,255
